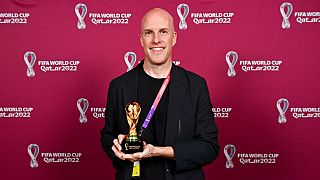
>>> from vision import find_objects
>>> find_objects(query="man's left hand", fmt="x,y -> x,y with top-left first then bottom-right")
132,142 -> 155,161
124,142 -> 175,162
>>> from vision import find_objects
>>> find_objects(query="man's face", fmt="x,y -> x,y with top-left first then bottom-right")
140,11 -> 177,65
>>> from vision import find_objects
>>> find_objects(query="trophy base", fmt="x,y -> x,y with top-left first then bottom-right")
121,136 -> 143,154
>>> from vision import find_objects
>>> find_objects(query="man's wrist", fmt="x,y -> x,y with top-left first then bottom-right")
154,146 -> 175,159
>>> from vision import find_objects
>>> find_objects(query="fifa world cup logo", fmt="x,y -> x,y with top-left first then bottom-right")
280,2 -> 293,29
226,51 -> 238,77
124,52 -> 137,72
75,3 -> 87,29
24,51 -> 36,77
28,144 -> 39,168
224,144 -> 236,168
177,4 -> 189,30
277,98 -> 289,123
77,98 -> 89,123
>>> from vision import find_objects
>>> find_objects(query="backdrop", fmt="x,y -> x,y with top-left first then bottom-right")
1,0 -> 320,179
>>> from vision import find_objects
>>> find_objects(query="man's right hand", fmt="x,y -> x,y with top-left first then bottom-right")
111,134 -> 134,160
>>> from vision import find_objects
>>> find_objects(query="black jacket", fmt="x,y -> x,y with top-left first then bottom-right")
101,61 -> 219,180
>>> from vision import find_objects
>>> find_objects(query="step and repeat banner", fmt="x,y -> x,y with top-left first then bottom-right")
1,0 -> 319,179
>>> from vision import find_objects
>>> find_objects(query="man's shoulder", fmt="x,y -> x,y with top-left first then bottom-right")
109,67 -> 138,88
175,65 -> 206,84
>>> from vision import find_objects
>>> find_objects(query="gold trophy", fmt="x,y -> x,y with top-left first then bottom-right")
122,102 -> 143,154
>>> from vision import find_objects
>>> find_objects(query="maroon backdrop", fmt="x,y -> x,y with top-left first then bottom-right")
1,0 -> 320,179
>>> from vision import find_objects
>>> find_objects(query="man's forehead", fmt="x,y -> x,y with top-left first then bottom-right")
142,15 -> 170,25
142,8 -> 172,20
141,8 -> 174,30
141,19 -> 172,31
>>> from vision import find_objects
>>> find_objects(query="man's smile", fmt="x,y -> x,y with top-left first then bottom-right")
149,47 -> 165,50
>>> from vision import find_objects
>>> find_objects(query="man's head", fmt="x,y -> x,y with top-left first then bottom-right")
140,8 -> 177,65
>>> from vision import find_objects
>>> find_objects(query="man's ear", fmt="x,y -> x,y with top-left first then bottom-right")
172,32 -> 177,46
140,34 -> 144,47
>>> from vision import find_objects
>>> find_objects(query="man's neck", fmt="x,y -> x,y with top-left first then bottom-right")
143,60 -> 172,79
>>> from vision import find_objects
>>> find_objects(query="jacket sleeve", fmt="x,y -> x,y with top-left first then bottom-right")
172,78 -> 220,172
100,80 -> 123,169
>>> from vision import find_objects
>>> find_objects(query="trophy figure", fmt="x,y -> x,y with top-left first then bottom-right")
122,102 -> 143,154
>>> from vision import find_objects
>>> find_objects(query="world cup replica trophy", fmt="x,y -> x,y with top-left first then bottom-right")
122,102 -> 143,154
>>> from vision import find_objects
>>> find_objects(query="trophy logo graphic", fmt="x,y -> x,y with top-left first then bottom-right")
75,3 -> 87,29
177,4 -> 189,30
121,102 -> 143,153
124,52 -> 137,72
77,98 -> 89,123
24,51 -> 36,77
224,144 -> 236,169
277,98 -> 289,123
226,51 -> 238,77
28,144 -> 39,168
280,2 -> 293,29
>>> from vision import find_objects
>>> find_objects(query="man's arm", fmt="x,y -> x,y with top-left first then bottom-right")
171,78 -> 220,171
100,80 -> 123,168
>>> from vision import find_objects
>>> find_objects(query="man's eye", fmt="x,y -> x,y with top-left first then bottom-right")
145,32 -> 151,35
161,31 -> 168,34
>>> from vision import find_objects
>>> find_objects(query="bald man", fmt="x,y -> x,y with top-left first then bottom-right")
101,8 -> 219,180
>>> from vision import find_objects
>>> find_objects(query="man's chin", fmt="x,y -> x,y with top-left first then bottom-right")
148,58 -> 170,65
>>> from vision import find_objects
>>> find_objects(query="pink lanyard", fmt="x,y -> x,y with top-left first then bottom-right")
139,72 -> 171,136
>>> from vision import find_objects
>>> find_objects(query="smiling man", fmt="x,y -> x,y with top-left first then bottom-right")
101,8 -> 219,180
140,8 -> 176,78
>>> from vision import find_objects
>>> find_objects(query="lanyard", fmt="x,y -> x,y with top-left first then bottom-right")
139,72 -> 171,137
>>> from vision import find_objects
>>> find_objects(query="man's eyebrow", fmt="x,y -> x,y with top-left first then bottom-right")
142,29 -> 153,32
142,28 -> 170,32
159,28 -> 170,31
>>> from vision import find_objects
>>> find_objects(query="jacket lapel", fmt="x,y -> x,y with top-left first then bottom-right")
123,62 -> 140,104
165,64 -> 187,145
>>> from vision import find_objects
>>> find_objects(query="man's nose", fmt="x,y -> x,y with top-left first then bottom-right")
152,33 -> 161,44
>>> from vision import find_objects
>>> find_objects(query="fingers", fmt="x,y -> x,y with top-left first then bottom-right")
113,134 -> 126,152
113,138 -> 122,152
118,134 -> 126,144
111,145 -> 125,160
111,134 -> 127,160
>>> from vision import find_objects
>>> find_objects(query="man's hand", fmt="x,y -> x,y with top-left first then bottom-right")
132,142 -> 175,161
112,136 -> 175,161
131,142 -> 155,161
111,134 -> 134,160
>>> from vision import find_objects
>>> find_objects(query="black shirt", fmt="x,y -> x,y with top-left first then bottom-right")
137,64 -> 169,180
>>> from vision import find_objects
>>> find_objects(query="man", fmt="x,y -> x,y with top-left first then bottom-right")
101,8 -> 219,180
